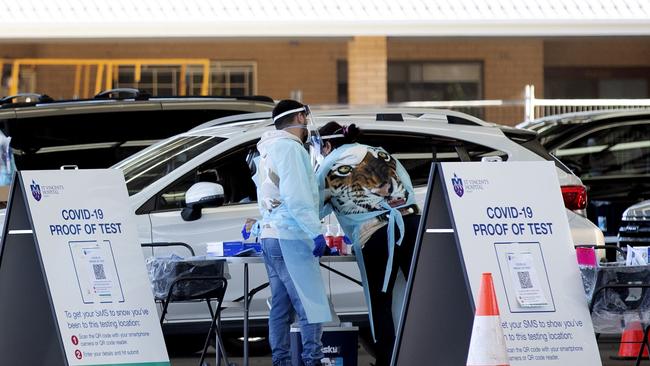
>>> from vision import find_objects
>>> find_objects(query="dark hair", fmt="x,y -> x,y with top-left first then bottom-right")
318,121 -> 361,149
272,99 -> 305,129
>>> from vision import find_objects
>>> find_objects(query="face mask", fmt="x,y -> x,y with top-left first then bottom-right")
283,124 -> 308,143
282,124 -> 307,131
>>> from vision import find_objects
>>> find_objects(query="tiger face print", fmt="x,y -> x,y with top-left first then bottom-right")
325,146 -> 409,218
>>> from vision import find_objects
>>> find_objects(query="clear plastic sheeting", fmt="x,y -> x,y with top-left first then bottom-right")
590,265 -> 650,334
0,135 -> 15,186
146,255 -> 229,301
579,265 -> 597,301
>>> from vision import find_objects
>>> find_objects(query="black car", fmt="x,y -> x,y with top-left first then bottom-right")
0,89 -> 274,170
519,109 -> 650,242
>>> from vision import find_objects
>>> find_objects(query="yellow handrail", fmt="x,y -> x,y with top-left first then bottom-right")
8,58 -> 212,97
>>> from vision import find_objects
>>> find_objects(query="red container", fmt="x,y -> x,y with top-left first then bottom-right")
331,235 -> 345,255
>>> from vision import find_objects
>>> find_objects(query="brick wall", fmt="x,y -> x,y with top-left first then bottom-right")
388,38 -> 544,125
348,36 -> 387,105
2,40 -> 347,103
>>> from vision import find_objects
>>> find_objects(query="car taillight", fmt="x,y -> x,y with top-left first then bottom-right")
561,185 -> 588,210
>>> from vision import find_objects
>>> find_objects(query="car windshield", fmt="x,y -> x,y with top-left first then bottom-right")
118,135 -> 225,196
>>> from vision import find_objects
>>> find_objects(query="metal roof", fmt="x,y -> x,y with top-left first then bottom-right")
1,0 -> 649,39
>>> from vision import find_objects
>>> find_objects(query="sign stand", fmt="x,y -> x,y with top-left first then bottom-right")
392,162 -> 601,365
0,170 -> 169,366
0,177 -> 68,365
391,164 -> 475,365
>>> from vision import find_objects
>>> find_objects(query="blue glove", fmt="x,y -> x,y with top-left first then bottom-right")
241,223 -> 251,240
343,235 -> 352,245
326,246 -> 338,256
313,234 -> 327,257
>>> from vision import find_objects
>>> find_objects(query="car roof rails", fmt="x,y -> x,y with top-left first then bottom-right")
151,95 -> 275,103
376,113 -> 404,122
235,95 -> 275,103
94,88 -> 152,101
0,93 -> 55,108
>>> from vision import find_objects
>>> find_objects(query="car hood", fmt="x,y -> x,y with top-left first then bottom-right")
622,200 -> 650,220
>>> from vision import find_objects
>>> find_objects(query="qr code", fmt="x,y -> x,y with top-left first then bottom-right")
93,264 -> 106,280
517,271 -> 533,289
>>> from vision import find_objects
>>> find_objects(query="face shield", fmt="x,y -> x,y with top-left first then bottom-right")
302,105 -> 324,170
312,129 -> 345,170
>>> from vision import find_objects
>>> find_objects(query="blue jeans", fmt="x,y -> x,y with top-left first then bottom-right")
261,238 -> 324,366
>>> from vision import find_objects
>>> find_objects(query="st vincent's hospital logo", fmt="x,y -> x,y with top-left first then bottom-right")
451,173 -> 489,197
29,180 -> 64,201
452,174 -> 464,197
30,180 -> 42,201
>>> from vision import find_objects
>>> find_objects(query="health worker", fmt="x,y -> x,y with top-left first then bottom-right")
316,122 -> 421,366
252,100 -> 331,366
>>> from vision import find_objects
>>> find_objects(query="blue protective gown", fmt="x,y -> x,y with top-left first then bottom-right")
316,143 -> 418,338
254,130 -> 331,324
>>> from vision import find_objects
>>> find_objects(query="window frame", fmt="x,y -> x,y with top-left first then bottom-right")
145,142 -> 259,214
551,120 -> 650,178
358,130 -> 507,186
544,67 -> 650,99
387,60 -> 484,102
188,61 -> 258,97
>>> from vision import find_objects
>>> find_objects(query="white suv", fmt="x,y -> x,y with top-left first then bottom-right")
113,108 -> 604,351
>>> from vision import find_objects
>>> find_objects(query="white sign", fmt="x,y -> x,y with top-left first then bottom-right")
441,162 -> 601,365
22,170 -> 169,366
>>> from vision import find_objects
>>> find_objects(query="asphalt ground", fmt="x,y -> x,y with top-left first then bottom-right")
169,335 -> 650,366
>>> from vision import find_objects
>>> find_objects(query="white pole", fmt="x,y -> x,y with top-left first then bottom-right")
524,84 -> 536,122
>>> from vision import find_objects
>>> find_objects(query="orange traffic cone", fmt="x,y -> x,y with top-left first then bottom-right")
611,321 -> 649,360
466,273 -> 510,366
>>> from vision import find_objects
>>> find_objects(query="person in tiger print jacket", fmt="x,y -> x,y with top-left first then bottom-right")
315,122 -> 422,366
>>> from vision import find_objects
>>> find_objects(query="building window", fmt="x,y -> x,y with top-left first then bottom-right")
115,61 -> 256,97
1,65 -> 37,96
388,62 -> 483,102
545,67 -> 650,99
188,61 -> 256,96
1,63 -> 11,96
116,65 -> 180,96
337,60 -> 348,104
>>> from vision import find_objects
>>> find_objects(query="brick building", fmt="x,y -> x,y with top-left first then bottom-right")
1,0 -> 650,125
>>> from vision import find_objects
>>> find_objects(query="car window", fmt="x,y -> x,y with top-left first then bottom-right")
358,132 -> 507,186
153,145 -> 258,211
553,122 -> 650,178
120,135 -> 225,196
3,109 -> 247,170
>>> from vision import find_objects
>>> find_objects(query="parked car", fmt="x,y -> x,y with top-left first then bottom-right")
0,89 -> 274,170
518,109 -> 650,243
618,199 -> 650,249
104,108 -> 604,353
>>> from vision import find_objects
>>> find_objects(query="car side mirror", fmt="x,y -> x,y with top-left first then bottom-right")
481,156 -> 503,162
181,182 -> 225,222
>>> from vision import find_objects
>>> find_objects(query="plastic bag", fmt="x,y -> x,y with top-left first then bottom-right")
0,134 -> 15,186
579,265 -> 597,301
576,247 -> 598,301
590,265 -> 650,334
146,254 -> 229,301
